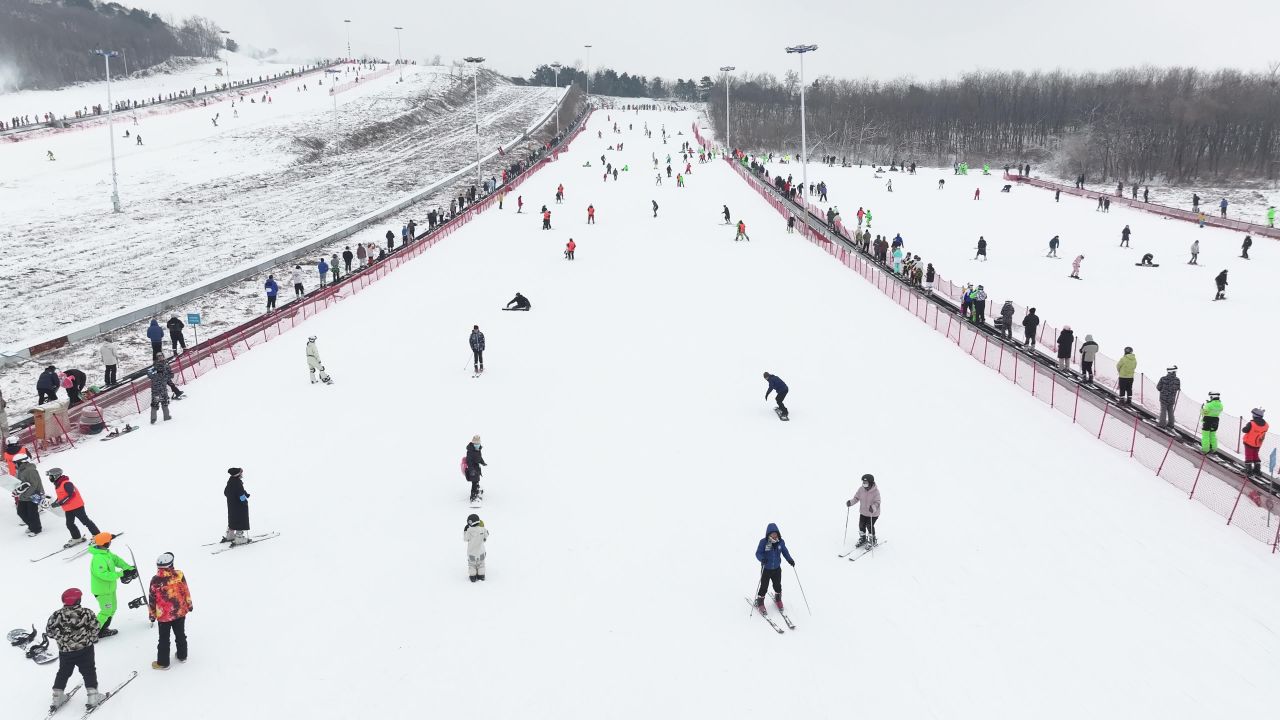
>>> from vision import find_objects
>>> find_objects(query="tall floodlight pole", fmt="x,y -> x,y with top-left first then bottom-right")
584,44 -> 592,97
719,65 -> 735,152
393,26 -> 404,82
344,19 -> 352,61
464,57 -> 485,192
220,30 -> 231,89
550,62 -> 562,135
785,44 -> 817,207
93,50 -> 122,213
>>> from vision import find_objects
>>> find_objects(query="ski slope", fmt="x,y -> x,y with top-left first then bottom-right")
3,107 -> 1279,720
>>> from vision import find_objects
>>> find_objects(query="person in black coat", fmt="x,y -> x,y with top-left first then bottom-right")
37,366 -> 60,404
1055,326 -> 1074,370
465,437 -> 486,503
166,316 -> 186,353
503,293 -> 531,311
1214,270 -> 1228,300
64,369 -> 87,406
222,468 -> 250,545
1022,308 -> 1040,348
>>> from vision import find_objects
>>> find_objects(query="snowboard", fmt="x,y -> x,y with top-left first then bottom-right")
7,625 -> 36,647
1134,263 -> 1160,267
25,634 -> 56,664
100,425 -> 138,442
774,407 -> 790,422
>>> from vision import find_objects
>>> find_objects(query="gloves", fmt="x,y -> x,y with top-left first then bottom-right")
788,559 -> 796,567
29,493 -> 43,504
239,494 -> 249,502
846,500 -> 853,507
765,540 -> 775,551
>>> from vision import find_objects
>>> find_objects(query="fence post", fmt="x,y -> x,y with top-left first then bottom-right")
1051,373 -> 1056,408
1072,384 -> 1080,423
130,378 -> 141,413
51,412 -> 76,449
1272,519 -> 1280,553
1013,353 -> 1019,385
1129,415 -> 1139,456
1227,478 -> 1249,525
1096,404 -> 1108,439
1237,417 -> 1243,453
982,335 -> 989,365
1032,364 -> 1038,397
1155,437 -> 1175,476
1188,455 -> 1208,498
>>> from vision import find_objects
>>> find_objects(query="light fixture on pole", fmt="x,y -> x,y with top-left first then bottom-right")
584,45 -> 592,96
92,49 -> 122,213
719,65 -> 735,152
393,26 -> 404,82
464,56 -> 486,192
550,62 -> 562,135
343,19 -> 352,61
220,30 -> 231,90
784,44 -> 817,208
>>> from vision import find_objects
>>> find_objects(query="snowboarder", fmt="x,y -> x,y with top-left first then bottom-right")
1214,269 -> 1228,300
974,236 -> 987,261
1240,235 -> 1252,260
1070,254 -> 1084,279
306,336 -> 332,385
47,588 -> 104,712
1189,240 -> 1200,265
1138,253 -> 1156,267
763,372 -> 789,419
465,436 -> 486,503
464,514 -> 489,582
652,200 -> 659,218
1156,366 -> 1180,429
1241,409 -> 1269,475
147,353 -> 176,424
222,468 -> 251,545
166,315 -> 186,353
14,453 -> 43,536
49,469 -> 99,548
753,523 -> 795,613
845,474 -> 882,548
1055,326 -> 1074,371
147,319 -> 164,355
1046,235 -> 1060,258
1200,392 -> 1223,454
1116,347 -> 1137,405
87,532 -> 135,638
503,293 -> 531,311
264,274 -> 279,311
469,325 -> 485,375
1021,307 -> 1039,348
723,205 -> 731,224
290,265 -> 305,298
565,239 -> 576,260
1120,225 -> 1131,247
734,220 -> 749,241
147,552 -> 192,670
1079,334 -> 1099,382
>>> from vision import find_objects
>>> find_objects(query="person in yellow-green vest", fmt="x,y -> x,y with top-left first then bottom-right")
87,533 -> 136,638
1200,392 -> 1223,454
1115,347 -> 1137,405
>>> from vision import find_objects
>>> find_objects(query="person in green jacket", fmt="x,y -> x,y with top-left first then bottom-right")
1115,347 -> 1137,405
87,532 -> 135,638
1200,392 -> 1223,454
1268,205 -> 1276,228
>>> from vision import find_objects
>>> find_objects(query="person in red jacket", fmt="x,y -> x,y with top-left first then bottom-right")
564,239 -> 576,261
147,552 -> 193,669
555,184 -> 565,204
49,469 -> 100,548
542,209 -> 551,230
1242,409 -> 1269,476
517,195 -> 523,213
587,204 -> 595,224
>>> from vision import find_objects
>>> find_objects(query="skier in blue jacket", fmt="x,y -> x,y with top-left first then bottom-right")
146,319 -> 164,355
264,275 -> 279,311
754,523 -> 794,613
763,372 -> 789,419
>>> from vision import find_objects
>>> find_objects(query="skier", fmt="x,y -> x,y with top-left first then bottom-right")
146,319 -> 164,355
306,336 -> 332,385
1188,240 -> 1200,265
49,468 -> 100,548
503,293 -> 531,311
723,205 -> 731,224
1200,392 -> 1223,454
14,453 -> 43,536
87,532 -> 135,638
47,588 -> 104,712
1241,409 -> 1269,475
763,372 -> 789,419
1268,205 -> 1276,228
1021,307 -> 1039,348
1055,326 -> 1074,371
464,513 -> 489,582
652,200 -> 659,218
264,274 -> 279,311
1070,254 -> 1084,279
541,209 -> 551,230
147,552 -> 193,670
147,352 -> 175,424
998,300 -> 1015,340
845,474 -> 882,548
1156,366 -> 1180,429
753,523 -> 795,613
1079,334 -> 1099,382
222,468 -> 251,545
1213,269 -> 1228,300
734,220 -> 749,242
786,215 -> 795,234
469,325 -> 485,375
1116,347 -> 1137,405
1120,225 -> 1131,247
1240,235 -> 1252,260
587,205 -> 595,224
1046,235 -> 1060,258
974,236 -> 987,261
973,188 -> 980,200
565,239 -> 576,260
465,436 -> 486,503
166,315 -> 186,353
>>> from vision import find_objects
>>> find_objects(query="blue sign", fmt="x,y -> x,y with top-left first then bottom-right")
187,313 -> 201,326
1270,448 -> 1277,476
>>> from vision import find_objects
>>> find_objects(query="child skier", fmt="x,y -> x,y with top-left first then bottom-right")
47,588 -> 104,712
464,514 -> 489,582
147,552 -> 193,669
306,336 -> 333,385
753,523 -> 795,613
734,220 -> 749,241
87,533 -> 135,638
845,474 -> 882,547
465,436 -> 486,503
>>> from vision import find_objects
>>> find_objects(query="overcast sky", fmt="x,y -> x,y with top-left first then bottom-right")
139,0 -> 1279,81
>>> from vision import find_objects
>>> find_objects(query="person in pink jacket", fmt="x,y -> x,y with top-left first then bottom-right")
846,474 -> 882,548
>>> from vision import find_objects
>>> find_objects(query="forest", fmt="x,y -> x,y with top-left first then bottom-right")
705,66 -> 1280,182
0,0 -> 226,90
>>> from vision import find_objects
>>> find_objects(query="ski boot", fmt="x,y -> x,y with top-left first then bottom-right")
854,534 -> 869,549
63,537 -> 87,549
867,536 -> 878,548
50,689 -> 68,712
477,574 -> 485,582
469,575 -> 478,583
97,627 -> 118,639
85,688 -> 103,709
753,596 -> 767,615
230,532 -> 249,547
773,594 -> 784,611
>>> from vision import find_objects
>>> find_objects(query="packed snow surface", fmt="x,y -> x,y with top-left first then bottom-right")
2,108 -> 1278,719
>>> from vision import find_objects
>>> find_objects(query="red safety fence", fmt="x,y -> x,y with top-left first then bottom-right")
1004,173 -> 1280,240
695,123 -> 1280,551
10,109 -> 593,459
329,64 -> 397,96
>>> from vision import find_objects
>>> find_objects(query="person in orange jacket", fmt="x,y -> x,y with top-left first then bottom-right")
564,239 -> 576,261
587,205 -> 595,224
1242,409 -> 1269,476
49,469 -> 100,548
555,184 -> 565,204
542,209 -> 551,230
147,552 -> 193,669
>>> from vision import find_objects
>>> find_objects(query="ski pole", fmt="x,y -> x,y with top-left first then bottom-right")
748,567 -> 764,616
842,506 -> 850,545
791,565 -> 812,616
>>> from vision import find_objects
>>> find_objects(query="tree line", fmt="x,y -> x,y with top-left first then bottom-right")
1,0 -> 227,90
706,66 -> 1280,182
515,64 -> 709,103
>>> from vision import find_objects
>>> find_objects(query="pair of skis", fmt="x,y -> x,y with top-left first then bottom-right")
839,539 -> 887,562
45,671 -> 138,719
52,533 -> 125,563
207,531 -> 281,554
745,596 -> 796,634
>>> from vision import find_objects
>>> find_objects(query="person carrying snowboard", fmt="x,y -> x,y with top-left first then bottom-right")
147,552 -> 192,669
1200,392 -> 1223,454
222,468 -> 251,545
306,336 -> 332,385
49,468 -> 100,548
846,473 -> 882,548
1214,269 -> 1228,300
753,523 -> 795,613
763,372 -> 789,419
504,293 -> 531,311
87,532 -> 135,638
464,435 -> 486,503
470,325 -> 485,374
464,513 -> 489,582
47,588 -> 104,712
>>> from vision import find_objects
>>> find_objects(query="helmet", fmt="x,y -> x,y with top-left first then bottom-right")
467,514 -> 480,524
11,453 -> 29,463
46,467 -> 63,479
61,588 -> 82,606
156,552 -> 175,567
1252,408 -> 1265,419
5,435 -> 17,445
861,473 -> 875,486
93,532 -> 113,547
308,336 -> 317,343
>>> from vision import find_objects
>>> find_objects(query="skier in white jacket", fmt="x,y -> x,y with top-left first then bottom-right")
290,266 -> 305,299
464,514 -> 489,582
99,341 -> 119,386
306,337 -> 332,385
